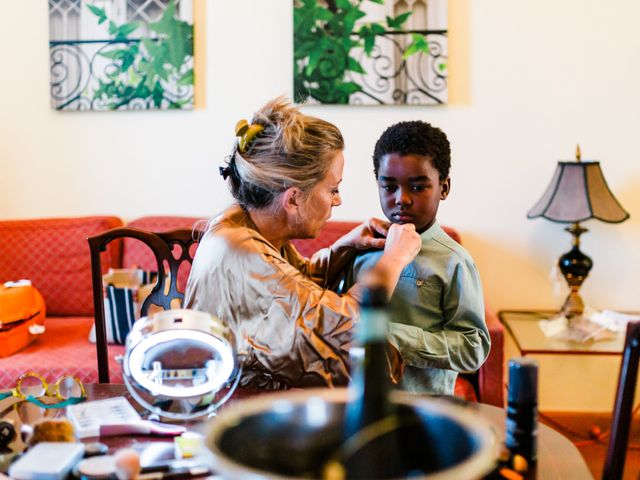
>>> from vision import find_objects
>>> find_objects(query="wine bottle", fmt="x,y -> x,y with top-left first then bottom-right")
341,285 -> 399,479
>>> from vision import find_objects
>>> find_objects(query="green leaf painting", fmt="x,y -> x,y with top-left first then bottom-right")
293,0 -> 449,105
87,4 -> 107,24
386,12 -> 412,29
403,33 -> 430,60
48,0 -> 195,111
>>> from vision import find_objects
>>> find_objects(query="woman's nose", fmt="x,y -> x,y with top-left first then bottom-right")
333,193 -> 342,207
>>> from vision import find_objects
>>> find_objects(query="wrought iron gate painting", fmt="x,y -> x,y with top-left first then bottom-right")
49,0 -> 194,111
294,0 -> 448,106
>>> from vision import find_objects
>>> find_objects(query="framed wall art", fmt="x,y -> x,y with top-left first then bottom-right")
294,0 -> 448,105
49,0 -> 203,111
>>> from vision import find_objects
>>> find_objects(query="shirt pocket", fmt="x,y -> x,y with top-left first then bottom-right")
395,275 -> 441,305
398,274 -> 443,317
415,276 -> 444,320
414,277 -> 441,293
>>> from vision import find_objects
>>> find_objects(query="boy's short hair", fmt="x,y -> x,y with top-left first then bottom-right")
373,121 -> 451,180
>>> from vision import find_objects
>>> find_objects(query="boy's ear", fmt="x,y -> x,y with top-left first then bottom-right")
440,177 -> 451,200
281,186 -> 304,215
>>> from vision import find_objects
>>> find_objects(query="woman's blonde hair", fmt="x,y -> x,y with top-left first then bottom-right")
224,97 -> 344,209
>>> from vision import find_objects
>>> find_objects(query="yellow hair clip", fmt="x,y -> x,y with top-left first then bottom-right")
235,119 -> 265,154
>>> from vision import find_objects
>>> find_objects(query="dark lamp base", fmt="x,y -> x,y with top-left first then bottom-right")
558,224 -> 593,318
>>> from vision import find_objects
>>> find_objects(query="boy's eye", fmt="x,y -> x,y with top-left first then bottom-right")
411,185 -> 428,192
381,184 -> 397,192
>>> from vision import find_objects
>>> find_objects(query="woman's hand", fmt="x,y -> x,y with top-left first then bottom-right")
335,217 -> 390,251
382,223 -> 421,268
357,223 -> 421,300
325,219 -> 391,286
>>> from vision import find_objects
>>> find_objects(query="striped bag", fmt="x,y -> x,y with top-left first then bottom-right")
89,269 -> 157,345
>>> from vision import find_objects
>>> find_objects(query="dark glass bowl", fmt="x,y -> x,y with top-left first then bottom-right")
206,388 -> 496,480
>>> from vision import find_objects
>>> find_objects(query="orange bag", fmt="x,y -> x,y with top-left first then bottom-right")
0,281 -> 46,357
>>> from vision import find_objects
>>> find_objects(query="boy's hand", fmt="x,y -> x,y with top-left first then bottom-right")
336,217 -> 390,251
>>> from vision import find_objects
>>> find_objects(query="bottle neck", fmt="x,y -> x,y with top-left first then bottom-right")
357,309 -> 389,345
349,305 -> 393,422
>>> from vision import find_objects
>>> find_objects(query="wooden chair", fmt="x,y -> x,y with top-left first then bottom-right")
602,320 -> 640,480
88,227 -> 202,383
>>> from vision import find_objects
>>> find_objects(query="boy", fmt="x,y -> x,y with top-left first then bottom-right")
345,121 -> 490,395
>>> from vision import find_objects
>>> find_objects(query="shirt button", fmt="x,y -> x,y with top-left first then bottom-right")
415,279 -> 424,287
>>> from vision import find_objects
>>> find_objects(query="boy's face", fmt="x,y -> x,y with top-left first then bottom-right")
377,153 -> 450,234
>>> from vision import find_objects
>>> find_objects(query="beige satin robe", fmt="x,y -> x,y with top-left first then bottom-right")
184,204 -> 363,389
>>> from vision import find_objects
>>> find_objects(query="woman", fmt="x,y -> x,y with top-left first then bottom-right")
184,97 -> 421,389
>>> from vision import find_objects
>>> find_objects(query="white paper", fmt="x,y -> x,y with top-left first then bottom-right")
65,396 -> 141,438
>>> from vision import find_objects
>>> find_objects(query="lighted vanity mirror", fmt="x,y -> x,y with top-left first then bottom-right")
123,309 -> 241,420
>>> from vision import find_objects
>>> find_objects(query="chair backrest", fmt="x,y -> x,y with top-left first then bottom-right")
88,227 -> 202,383
602,320 -> 640,480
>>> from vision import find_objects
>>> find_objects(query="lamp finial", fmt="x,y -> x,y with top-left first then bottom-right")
575,144 -> 581,162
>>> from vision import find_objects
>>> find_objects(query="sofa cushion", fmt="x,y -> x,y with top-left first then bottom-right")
454,376 -> 479,402
0,317 -> 124,388
292,221 -> 360,257
0,216 -> 123,316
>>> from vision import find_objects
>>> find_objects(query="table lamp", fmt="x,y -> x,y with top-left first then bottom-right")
527,146 -> 629,317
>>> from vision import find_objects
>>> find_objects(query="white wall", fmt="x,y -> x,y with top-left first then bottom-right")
2,1 -> 640,408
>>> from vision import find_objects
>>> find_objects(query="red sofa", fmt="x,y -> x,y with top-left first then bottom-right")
0,215 -> 503,406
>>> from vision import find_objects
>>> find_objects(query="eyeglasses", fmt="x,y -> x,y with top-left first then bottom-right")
0,372 -> 86,409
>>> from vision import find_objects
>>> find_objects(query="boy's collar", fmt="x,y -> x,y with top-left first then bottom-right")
418,220 -> 440,242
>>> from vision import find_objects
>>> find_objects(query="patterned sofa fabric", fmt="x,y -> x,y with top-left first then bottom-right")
0,317 -> 125,387
0,216 -> 123,316
0,216 -> 125,387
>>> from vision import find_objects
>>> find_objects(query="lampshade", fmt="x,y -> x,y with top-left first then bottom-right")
527,161 -> 629,224
527,153 -> 629,318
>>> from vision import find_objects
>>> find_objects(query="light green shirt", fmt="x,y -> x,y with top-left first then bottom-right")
346,221 -> 490,395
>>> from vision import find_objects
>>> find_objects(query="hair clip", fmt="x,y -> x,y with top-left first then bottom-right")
235,119 -> 265,154
219,166 -> 231,180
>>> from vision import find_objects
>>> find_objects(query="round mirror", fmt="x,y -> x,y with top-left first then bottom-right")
123,309 -> 241,420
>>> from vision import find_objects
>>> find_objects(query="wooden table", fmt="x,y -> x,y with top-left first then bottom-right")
478,403 -> 592,479
78,384 -> 593,479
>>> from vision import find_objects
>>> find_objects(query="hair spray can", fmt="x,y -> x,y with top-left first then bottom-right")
505,357 -> 538,463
